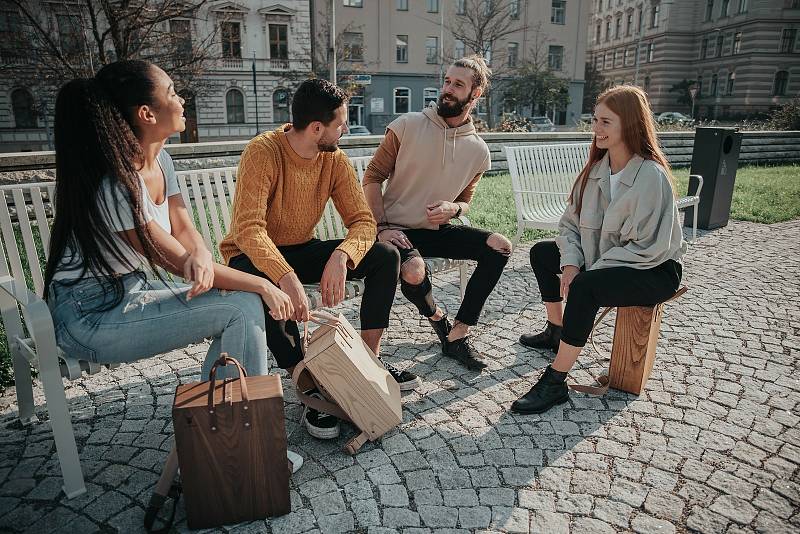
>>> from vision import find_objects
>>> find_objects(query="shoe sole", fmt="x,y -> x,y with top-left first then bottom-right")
397,375 -> 423,391
518,338 -> 559,352
302,408 -> 341,439
510,394 -> 570,414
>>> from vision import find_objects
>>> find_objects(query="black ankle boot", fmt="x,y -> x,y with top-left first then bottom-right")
428,314 -> 452,349
510,366 -> 569,414
519,321 -> 562,352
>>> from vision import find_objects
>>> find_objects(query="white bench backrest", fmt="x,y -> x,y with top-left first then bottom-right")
175,155 -> 374,259
505,143 -> 590,222
0,183 -> 56,297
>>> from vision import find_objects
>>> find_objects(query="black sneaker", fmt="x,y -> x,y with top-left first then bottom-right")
381,360 -> 422,391
519,321 -> 562,352
302,389 -> 340,439
510,365 -> 569,414
442,336 -> 488,371
428,314 -> 452,349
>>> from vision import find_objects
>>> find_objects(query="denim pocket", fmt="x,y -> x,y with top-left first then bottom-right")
54,323 -> 98,362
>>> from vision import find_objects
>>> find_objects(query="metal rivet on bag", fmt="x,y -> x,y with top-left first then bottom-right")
209,410 -> 214,414
243,405 -> 248,410
244,422 -> 250,427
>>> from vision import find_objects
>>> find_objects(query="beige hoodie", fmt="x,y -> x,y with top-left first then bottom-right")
378,107 -> 491,230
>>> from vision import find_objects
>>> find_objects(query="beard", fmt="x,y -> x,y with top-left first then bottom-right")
437,93 -> 471,118
317,133 -> 340,152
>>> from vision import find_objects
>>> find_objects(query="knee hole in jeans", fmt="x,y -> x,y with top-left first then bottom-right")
400,257 -> 427,285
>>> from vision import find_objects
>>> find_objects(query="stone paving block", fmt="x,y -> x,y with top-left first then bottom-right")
318,511 -> 355,534
379,484 -> 409,507
631,512 -> 676,534
414,488 -> 443,505
489,506 -> 529,534
383,507 -> 421,527
352,498 -> 381,527
271,508 -> 317,534
83,489 -> 131,523
418,505 -> 458,528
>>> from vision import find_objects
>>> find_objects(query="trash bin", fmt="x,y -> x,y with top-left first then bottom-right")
684,127 -> 743,230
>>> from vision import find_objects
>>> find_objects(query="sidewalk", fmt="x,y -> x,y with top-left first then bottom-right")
1,219 -> 798,533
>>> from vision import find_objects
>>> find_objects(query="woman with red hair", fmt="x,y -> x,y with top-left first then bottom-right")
512,85 -> 687,414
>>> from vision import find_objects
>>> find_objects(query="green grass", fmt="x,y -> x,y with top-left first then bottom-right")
469,163 -> 800,239
1,163 -> 798,390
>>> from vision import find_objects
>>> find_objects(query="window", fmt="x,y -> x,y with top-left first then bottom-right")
780,29 -> 797,53
456,0 -> 466,15
615,16 -> 621,38
273,88 -> 290,123
705,0 -> 714,21
221,21 -> 241,58
644,75 -> 651,91
423,88 -> 439,108
697,75 -> 704,96
343,0 -> 363,6
604,51 -> 612,68
454,39 -> 465,58
394,87 -> 410,114
596,54 -> 603,69
637,7 -> 643,32
716,33 -> 724,57
625,46 -> 635,65
551,1 -> 566,24
427,0 -> 439,13
170,19 -> 193,60
484,42 -> 492,64
511,0 -> 520,19
397,0 -> 408,10
613,48 -> 621,67
720,0 -> 730,17
343,32 -> 363,61
426,36 -> 438,63
738,0 -> 748,13
508,42 -> 518,67
651,2 -> 660,28
226,89 -> 245,124
475,96 -> 487,115
548,45 -> 564,70
626,12 -> 633,36
773,71 -> 789,96
647,41 -> 655,61
57,14 -> 81,55
605,19 -> 611,41
726,72 -> 735,95
0,9 -> 25,62
733,31 -> 741,54
596,22 -> 602,43
710,73 -> 718,96
11,88 -> 36,128
701,37 -> 708,58
269,24 -> 288,60
396,35 -> 408,62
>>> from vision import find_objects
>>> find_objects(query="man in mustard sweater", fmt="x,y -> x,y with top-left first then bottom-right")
364,56 -> 513,371
221,79 -> 417,440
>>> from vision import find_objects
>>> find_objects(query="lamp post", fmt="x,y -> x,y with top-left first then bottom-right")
252,51 -> 259,134
329,0 -> 337,84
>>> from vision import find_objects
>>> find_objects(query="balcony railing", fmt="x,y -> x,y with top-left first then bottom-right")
216,57 -> 310,72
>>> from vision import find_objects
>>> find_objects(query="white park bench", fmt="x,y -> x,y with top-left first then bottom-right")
505,143 -> 703,243
0,154 -> 468,498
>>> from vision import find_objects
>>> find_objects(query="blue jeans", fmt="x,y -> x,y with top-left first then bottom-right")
47,272 -> 268,380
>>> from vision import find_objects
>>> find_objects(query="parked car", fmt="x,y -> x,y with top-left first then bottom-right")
528,116 -> 556,132
579,113 -> 594,124
657,112 -> 694,126
344,125 -> 372,136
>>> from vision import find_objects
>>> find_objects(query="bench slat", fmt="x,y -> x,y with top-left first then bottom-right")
12,189 -> 45,296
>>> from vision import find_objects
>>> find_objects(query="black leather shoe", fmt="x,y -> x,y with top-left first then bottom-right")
443,336 -> 488,370
519,321 -> 562,352
428,314 -> 452,349
511,366 -> 569,414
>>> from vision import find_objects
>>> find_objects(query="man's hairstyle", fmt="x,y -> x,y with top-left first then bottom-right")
291,78 -> 349,130
453,54 -> 492,93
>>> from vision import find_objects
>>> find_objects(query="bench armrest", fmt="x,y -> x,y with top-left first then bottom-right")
0,274 -> 56,368
689,174 -> 703,197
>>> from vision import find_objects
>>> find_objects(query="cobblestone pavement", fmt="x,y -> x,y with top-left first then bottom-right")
1,220 -> 798,533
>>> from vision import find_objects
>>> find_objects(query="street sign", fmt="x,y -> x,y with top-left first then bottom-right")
344,74 -> 372,85
370,97 -> 384,113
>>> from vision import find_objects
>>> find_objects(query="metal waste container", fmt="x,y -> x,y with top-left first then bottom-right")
685,127 -> 743,230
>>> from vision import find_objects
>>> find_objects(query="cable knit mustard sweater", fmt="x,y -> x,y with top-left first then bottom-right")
220,126 -> 376,283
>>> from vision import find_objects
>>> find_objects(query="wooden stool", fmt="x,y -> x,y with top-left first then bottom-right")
607,286 -> 687,395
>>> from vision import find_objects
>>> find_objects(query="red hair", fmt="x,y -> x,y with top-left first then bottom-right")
570,85 -> 674,214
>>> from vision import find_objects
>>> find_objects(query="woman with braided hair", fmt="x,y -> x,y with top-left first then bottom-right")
44,60 -> 294,387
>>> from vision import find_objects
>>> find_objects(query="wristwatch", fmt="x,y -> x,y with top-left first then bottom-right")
454,204 -> 463,218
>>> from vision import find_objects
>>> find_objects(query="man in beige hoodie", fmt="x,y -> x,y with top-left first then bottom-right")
364,56 -> 513,371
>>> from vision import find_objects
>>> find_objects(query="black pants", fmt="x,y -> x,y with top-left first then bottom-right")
530,240 -> 682,347
398,224 -> 509,326
230,239 -> 400,369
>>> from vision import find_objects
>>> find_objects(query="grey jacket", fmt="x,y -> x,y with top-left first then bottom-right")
555,154 -> 687,271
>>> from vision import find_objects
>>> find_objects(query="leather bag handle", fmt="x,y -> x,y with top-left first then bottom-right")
206,354 -> 251,431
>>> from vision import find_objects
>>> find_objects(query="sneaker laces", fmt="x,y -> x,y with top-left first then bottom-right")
305,390 -> 336,423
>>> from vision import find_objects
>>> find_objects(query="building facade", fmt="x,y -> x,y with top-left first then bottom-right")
587,0 -> 800,119
0,0 -> 313,152
312,0 -> 589,132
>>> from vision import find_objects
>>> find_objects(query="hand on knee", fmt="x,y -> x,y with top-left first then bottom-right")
400,257 -> 427,285
487,233 -> 512,256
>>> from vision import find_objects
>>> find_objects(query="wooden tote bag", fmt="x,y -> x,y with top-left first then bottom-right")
292,311 -> 402,454
173,355 -> 290,528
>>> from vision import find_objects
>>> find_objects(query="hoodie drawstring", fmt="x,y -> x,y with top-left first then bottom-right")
441,127 -> 458,167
